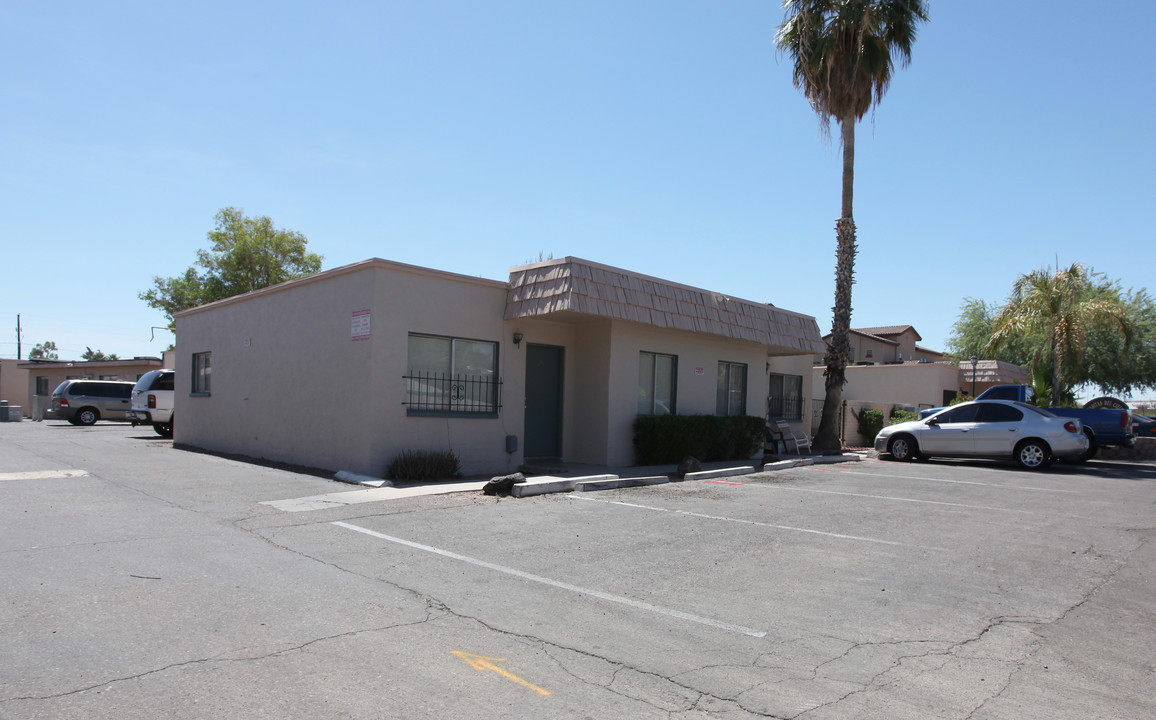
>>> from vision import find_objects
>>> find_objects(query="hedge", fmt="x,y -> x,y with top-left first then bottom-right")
632,414 -> 765,465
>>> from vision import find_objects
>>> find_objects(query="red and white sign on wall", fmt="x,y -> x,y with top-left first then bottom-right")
351,309 -> 371,341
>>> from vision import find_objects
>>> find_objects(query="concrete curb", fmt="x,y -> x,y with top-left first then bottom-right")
512,474 -> 616,497
507,456 -> 865,498
759,453 -> 862,472
334,471 -> 392,488
685,466 -> 758,481
576,475 -> 669,491
812,453 -> 863,464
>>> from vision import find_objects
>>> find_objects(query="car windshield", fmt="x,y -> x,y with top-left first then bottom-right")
52,381 -> 70,395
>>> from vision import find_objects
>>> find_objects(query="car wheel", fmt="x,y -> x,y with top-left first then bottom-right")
888,434 -> 919,462
154,422 -> 173,438
1015,439 -> 1051,470
76,407 -> 99,426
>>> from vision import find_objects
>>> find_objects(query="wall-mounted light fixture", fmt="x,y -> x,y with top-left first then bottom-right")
513,332 -> 524,348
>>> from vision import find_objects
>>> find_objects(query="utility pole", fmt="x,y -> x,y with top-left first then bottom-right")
16,314 -> 22,359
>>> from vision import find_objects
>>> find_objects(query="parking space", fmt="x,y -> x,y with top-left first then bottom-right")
263,454 -> 1154,717
3,422 -> 1154,718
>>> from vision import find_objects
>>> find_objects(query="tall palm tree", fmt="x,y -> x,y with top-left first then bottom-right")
989,263 -> 1132,407
777,0 -> 928,454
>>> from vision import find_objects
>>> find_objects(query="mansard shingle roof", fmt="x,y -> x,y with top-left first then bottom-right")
505,257 -> 825,355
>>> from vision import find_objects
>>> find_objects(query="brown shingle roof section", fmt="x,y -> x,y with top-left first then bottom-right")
506,257 -> 825,354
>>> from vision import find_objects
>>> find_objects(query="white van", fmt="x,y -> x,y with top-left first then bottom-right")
128,369 -> 174,437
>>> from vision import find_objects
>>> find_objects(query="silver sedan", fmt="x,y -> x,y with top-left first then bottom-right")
874,400 -> 1089,470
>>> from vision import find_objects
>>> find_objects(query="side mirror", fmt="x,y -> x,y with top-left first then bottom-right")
926,417 -> 940,426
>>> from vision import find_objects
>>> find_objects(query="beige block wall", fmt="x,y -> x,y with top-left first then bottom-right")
175,263 -> 521,478
812,362 -> 961,410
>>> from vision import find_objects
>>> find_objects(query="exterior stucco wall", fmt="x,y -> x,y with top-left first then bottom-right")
603,322 -> 770,466
175,262 -> 519,478
850,335 -> 896,364
811,362 -> 961,411
1,359 -> 28,415
768,353 -> 814,435
502,317 -> 614,466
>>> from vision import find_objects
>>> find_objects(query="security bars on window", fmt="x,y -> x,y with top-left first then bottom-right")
403,372 -> 501,416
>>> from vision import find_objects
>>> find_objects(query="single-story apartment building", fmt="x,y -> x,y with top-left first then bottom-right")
16,357 -> 167,419
174,256 -> 825,477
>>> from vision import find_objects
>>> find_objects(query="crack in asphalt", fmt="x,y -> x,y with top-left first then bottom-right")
5,611 -> 441,703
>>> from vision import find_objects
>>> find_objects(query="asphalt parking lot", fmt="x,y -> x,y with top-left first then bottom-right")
2,422 -> 1154,719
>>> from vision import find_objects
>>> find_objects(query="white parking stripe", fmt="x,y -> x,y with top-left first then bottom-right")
0,470 -> 90,481
568,495 -> 947,551
332,521 -> 767,638
830,469 -> 1080,493
752,484 -> 1032,512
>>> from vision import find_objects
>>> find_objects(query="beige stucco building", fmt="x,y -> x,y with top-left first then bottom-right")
810,325 -> 1030,445
14,357 -> 166,419
173,256 -> 825,477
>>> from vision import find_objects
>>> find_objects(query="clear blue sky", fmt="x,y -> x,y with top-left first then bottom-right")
3,1 -> 1153,365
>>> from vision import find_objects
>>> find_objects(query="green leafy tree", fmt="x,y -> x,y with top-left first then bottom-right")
140,207 -> 323,324
946,297 -> 1038,365
81,347 -> 119,362
777,0 -> 929,453
29,340 -> 58,360
989,264 -> 1132,406
1079,284 -> 1156,397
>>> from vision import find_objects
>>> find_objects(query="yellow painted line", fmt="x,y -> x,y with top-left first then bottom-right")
0,470 -> 90,482
451,651 -> 551,696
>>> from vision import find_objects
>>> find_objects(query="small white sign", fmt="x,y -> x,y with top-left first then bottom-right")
695,367 -> 705,376
351,309 -> 371,341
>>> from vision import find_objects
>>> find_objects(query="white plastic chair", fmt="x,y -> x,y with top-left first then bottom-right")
776,421 -> 811,455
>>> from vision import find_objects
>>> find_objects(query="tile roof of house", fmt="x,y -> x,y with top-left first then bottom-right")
505,257 -> 825,355
853,325 -> 922,341
821,328 -> 900,345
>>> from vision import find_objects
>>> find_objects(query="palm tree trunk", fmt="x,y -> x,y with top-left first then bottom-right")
814,120 -> 858,454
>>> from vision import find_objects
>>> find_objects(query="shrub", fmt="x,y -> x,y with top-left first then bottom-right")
856,408 -> 886,443
888,407 -> 919,425
632,414 -> 764,465
387,449 -> 461,481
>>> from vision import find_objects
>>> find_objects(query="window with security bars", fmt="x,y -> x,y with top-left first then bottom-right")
768,372 -> 802,421
405,334 -> 500,416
